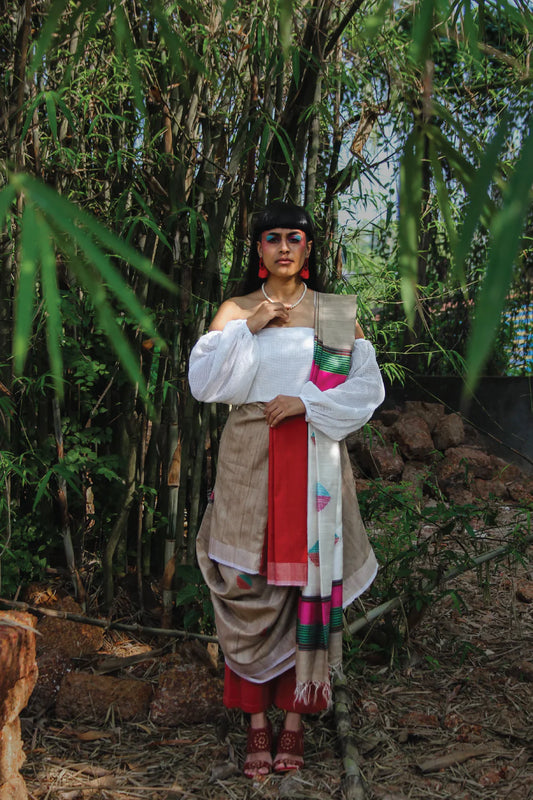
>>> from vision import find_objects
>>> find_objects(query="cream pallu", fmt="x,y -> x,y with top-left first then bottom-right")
196,402 -> 377,684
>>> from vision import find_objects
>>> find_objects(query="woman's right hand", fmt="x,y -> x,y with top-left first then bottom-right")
246,300 -> 289,333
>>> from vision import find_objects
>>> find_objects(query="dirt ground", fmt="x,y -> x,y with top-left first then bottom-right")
21,524 -> 532,800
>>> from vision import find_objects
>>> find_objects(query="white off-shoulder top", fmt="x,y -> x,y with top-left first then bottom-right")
188,318 -> 385,441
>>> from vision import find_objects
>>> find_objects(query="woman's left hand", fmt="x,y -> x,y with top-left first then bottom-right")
264,395 -> 305,427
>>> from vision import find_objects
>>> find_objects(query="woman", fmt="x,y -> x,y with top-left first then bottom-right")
189,201 -> 385,778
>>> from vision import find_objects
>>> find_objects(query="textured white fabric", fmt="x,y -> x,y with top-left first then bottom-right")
188,318 -> 385,440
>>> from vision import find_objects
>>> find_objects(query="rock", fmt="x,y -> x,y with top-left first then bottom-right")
0,774 -> 27,800
367,445 -> 404,480
433,413 -> 465,450
348,423 -> 396,477
516,581 -> 533,603
403,401 -> 445,432
28,651 -> 73,715
401,461 -> 432,490
391,414 -> 434,460
56,673 -> 152,722
351,440 -> 404,481
463,423 -> 483,447
436,446 -> 493,494
507,480 -> 533,506
0,613 -> 38,800
471,478 -> 508,502
150,665 -> 224,725
36,596 -> 104,658
446,487 -> 475,506
378,408 -> 401,427
0,722 -> 24,784
0,613 -> 37,704
489,457 -> 522,484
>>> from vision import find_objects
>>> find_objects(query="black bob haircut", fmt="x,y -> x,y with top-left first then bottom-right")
235,201 -> 324,295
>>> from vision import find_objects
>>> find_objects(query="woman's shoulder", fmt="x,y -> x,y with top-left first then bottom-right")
208,292 -> 262,331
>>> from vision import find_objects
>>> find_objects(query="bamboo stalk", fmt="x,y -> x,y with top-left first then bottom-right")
0,597 -> 218,643
333,673 -> 367,800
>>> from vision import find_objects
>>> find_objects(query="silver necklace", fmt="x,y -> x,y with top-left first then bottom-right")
261,281 -> 307,310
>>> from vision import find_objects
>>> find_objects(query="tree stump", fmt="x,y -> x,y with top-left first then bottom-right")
0,612 -> 38,800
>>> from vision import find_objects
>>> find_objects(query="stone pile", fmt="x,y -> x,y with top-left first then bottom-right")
348,400 -> 533,506
21,585 -> 224,728
0,612 -> 38,800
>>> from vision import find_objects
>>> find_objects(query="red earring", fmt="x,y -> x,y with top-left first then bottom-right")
300,258 -> 309,280
258,257 -> 268,279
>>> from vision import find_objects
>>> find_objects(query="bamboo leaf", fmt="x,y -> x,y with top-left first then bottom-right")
12,174 -> 175,292
20,91 -> 45,142
114,4 -> 145,113
410,0 -> 436,65
73,259 -> 150,401
428,140 -> 458,275
461,0 -> 480,61
33,468 -> 54,510
55,94 -> 78,134
49,212 -> 160,339
29,0 -> 72,68
454,114 -> 510,278
278,0 -> 294,58
14,204 -> 39,375
150,0 -> 204,81
427,127 -> 476,189
431,99 -> 481,156
222,0 -> 236,21
45,92 -> 58,141
398,128 -> 423,327
270,126 -> 295,176
36,212 -> 64,397
464,120 -> 533,394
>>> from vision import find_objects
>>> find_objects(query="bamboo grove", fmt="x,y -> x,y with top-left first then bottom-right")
0,0 -> 531,617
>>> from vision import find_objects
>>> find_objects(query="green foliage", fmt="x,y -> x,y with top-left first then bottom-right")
173,564 -> 215,632
345,479 -> 530,665
3,173 -> 174,399
1,0 -> 531,616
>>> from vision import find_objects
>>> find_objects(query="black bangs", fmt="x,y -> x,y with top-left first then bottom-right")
252,201 -> 315,241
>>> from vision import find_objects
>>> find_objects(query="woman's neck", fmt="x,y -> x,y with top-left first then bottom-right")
262,276 -> 304,302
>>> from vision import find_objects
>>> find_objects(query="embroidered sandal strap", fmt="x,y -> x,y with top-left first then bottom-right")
246,721 -> 273,754
276,726 -> 304,758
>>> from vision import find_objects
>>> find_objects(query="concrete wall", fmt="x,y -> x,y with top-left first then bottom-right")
382,375 -> 533,474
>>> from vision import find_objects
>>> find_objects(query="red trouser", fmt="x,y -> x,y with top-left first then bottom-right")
223,665 -> 327,714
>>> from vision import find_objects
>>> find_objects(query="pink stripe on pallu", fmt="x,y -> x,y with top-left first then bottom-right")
309,365 -> 347,390
331,582 -> 343,609
299,597 -> 331,626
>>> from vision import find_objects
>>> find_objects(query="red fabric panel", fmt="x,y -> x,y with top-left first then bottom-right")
223,665 -> 327,714
267,415 -> 308,586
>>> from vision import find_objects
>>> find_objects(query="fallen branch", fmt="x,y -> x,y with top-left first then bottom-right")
333,672 -> 367,800
417,744 -> 494,773
0,597 -> 218,643
348,532 -> 533,636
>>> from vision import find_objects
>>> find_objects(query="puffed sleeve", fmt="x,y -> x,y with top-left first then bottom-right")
188,318 -> 260,404
298,338 -> 385,440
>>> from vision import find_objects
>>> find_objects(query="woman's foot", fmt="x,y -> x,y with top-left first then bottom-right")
273,712 -> 304,773
243,714 -> 273,778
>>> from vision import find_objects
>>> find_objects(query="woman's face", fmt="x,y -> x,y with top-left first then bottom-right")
257,228 -> 312,277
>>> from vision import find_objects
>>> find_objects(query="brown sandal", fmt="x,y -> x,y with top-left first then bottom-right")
273,725 -> 304,773
243,720 -> 273,778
